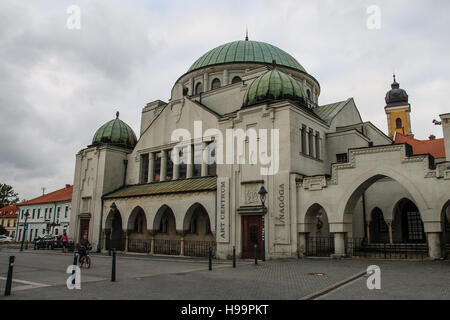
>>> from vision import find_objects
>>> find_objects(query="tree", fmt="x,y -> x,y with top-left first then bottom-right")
0,183 -> 19,208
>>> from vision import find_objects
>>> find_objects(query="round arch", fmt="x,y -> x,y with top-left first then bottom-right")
304,203 -> 330,237
337,167 -> 429,225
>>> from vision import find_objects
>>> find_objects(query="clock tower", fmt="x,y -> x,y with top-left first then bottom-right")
385,75 -> 412,138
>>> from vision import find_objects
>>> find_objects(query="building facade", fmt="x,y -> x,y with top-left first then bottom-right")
0,204 -> 19,239
17,185 -> 73,243
69,38 -> 450,260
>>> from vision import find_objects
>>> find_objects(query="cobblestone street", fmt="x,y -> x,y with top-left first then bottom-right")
1,248 -> 449,300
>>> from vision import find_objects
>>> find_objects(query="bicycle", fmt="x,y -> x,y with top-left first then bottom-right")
78,244 -> 92,269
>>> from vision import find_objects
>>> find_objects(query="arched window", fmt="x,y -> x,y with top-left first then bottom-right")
195,82 -> 203,95
211,78 -> 221,90
306,89 -> 311,100
231,76 -> 241,84
396,118 -> 403,129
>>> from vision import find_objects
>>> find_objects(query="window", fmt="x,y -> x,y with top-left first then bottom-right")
166,151 -> 173,181
195,82 -> 203,95
37,209 -> 40,219
140,153 -> 149,184
396,118 -> 403,129
315,132 -> 320,159
193,144 -> 202,177
336,153 -> 348,163
49,208 -> 52,220
32,209 -> 35,219
154,154 -> 161,182
178,148 -> 187,179
307,89 -> 311,100
57,207 -> 61,219
308,129 -> 314,157
211,78 -> 221,90
231,76 -> 241,84
207,141 -> 217,176
44,208 -> 47,220
301,126 -> 307,154
65,206 -> 68,218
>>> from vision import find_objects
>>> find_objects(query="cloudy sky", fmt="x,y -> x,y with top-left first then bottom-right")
1,0 -> 449,201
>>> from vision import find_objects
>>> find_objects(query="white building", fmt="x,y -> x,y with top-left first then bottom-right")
69,38 -> 450,260
17,185 -> 73,242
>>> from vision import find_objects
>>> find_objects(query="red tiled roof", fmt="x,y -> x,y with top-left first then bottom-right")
0,204 -> 19,218
18,185 -> 73,206
394,133 -> 446,159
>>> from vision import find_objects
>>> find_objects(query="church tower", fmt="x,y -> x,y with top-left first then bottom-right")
385,75 -> 412,138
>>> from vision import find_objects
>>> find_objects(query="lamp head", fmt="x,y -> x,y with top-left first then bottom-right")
258,186 -> 268,204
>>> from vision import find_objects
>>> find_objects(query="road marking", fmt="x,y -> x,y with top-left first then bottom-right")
0,276 -> 50,291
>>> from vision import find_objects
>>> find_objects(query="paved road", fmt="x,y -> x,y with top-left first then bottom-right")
0,248 -> 449,300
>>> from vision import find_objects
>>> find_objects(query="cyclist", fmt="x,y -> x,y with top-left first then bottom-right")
78,234 -> 92,264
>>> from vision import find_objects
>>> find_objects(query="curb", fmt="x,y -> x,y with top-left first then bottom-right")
301,270 -> 367,300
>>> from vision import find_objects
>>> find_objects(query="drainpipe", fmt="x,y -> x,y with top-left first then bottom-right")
97,197 -> 104,253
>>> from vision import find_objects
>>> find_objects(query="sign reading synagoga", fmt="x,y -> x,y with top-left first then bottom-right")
69,37 -> 450,260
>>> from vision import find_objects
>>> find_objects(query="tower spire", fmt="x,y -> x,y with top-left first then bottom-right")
245,27 -> 248,41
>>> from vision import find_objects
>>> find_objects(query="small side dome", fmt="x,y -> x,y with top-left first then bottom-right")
385,75 -> 409,106
92,111 -> 137,149
243,68 -> 306,107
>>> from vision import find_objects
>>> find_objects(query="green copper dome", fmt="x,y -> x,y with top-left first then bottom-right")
243,69 -> 306,107
92,112 -> 137,149
188,40 -> 306,73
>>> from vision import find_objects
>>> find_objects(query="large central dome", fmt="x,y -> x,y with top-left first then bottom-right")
187,40 -> 306,74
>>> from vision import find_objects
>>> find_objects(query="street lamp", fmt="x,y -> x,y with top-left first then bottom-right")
109,202 -> 117,256
258,186 -> 268,262
20,211 -> 30,252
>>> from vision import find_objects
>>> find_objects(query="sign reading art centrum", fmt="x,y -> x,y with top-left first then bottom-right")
216,178 -> 230,243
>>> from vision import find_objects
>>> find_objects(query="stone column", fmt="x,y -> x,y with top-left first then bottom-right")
386,219 -> 393,244
201,142 -> 208,177
124,230 -> 129,253
333,233 -> 346,258
186,144 -> 194,179
180,236 -> 185,256
160,150 -> 167,182
150,234 -> 155,255
427,232 -> 442,260
223,69 -> 229,86
203,73 -> 209,91
298,233 -> 308,258
148,152 -> 155,183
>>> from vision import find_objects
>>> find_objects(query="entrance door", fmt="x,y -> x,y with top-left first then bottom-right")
79,219 -> 90,242
242,215 -> 262,259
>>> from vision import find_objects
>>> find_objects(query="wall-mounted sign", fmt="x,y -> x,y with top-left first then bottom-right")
216,178 -> 230,243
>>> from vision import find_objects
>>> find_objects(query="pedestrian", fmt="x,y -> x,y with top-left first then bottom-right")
61,231 -> 69,253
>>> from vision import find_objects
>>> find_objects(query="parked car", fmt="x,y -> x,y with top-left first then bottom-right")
0,235 -> 13,242
43,235 -> 75,251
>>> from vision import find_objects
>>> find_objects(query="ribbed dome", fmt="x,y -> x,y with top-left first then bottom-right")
92,112 -> 137,149
243,69 -> 306,107
385,76 -> 409,107
188,40 -> 306,74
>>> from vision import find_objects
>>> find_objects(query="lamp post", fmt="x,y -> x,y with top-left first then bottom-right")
258,186 -> 268,262
20,211 -> 30,252
109,202 -> 117,256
